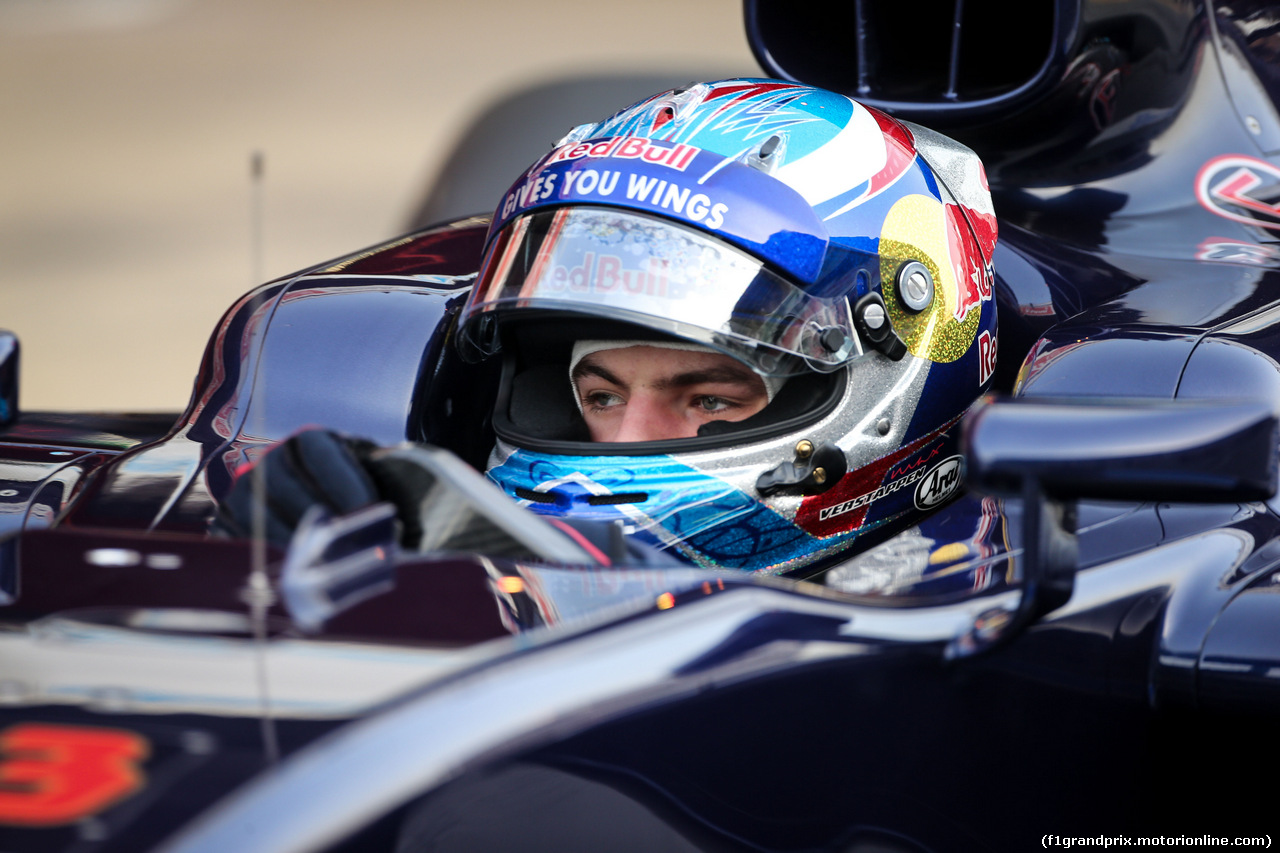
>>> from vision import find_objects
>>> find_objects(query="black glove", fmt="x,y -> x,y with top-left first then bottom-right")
213,429 -> 382,548
214,429 -> 678,568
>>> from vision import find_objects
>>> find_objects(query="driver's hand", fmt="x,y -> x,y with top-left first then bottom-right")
212,429 -> 382,548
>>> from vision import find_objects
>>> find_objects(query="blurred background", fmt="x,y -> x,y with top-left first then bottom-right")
1,0 -> 758,411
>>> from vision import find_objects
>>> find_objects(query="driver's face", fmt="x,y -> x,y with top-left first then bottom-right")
573,346 -> 769,442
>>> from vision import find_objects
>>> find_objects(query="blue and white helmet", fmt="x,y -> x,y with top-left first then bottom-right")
458,79 -> 998,576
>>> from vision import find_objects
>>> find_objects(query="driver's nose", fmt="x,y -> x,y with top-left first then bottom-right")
610,392 -> 689,442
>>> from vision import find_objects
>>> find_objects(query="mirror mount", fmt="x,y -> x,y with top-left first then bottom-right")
1013,477 -> 1078,629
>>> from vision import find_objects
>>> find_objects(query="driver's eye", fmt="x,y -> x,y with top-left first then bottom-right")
694,396 -> 733,412
584,391 -> 624,410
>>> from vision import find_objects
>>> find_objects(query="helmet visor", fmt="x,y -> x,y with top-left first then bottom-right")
461,207 -> 858,375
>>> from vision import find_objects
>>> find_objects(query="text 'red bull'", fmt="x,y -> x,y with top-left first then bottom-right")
539,253 -> 702,301
547,137 -> 698,172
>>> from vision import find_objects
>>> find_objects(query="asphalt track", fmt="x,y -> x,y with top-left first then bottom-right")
2,0 -> 754,411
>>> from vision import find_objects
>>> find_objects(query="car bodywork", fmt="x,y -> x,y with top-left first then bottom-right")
3,0 -> 1280,850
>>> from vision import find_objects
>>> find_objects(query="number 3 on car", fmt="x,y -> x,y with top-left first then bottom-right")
0,723 -> 149,825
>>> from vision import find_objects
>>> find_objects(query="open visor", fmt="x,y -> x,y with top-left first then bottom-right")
460,207 -> 858,375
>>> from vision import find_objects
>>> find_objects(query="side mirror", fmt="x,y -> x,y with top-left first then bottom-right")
959,397 -> 1278,648
0,331 -> 17,430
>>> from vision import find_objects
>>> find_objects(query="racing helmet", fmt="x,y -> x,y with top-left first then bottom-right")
458,79 -> 998,576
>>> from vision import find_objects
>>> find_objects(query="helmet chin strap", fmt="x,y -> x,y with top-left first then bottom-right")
568,339 -> 786,414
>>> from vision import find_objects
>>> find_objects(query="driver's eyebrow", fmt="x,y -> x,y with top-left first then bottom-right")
572,358 -> 623,387
573,355 -> 765,393
657,366 -> 763,391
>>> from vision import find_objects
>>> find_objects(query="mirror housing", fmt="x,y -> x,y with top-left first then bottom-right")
0,331 -> 17,430
959,397 -> 1279,648
964,397 -> 1279,504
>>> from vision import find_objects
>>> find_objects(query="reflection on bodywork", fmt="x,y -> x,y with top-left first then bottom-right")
0,612 -> 482,718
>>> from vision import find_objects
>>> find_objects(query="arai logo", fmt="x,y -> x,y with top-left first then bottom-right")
915,455 -> 963,510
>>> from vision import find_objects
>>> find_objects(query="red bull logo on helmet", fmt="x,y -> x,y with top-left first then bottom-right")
946,202 -> 993,323
546,136 -> 699,172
